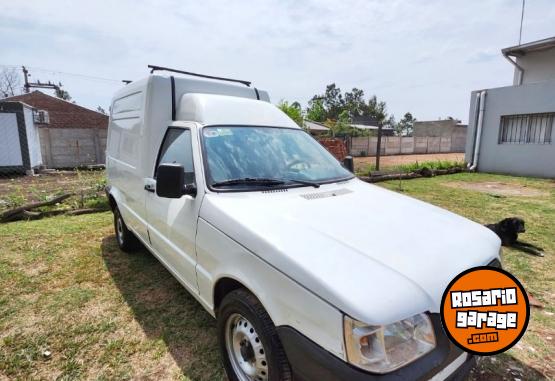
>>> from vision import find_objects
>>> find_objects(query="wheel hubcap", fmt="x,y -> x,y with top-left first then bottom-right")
225,313 -> 268,381
116,215 -> 124,244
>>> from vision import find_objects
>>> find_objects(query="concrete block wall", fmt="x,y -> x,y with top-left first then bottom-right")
39,127 -> 107,168
349,135 -> 462,156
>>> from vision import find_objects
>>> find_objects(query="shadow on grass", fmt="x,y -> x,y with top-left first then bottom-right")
101,236 -> 225,381
470,352 -> 550,380
101,236 -> 550,381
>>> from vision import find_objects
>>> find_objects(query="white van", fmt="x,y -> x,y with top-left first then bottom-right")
106,67 -> 501,381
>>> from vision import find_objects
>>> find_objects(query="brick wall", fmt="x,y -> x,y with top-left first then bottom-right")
318,138 -> 348,161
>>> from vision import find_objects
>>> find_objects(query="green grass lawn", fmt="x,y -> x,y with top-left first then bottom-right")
1,173 -> 553,380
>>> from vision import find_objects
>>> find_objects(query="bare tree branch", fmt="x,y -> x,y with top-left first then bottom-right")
0,68 -> 22,98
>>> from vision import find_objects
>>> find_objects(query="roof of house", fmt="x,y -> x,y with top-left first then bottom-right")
0,91 -> 108,129
351,123 -> 394,130
502,36 -> 555,57
414,120 -> 467,127
304,120 -> 329,131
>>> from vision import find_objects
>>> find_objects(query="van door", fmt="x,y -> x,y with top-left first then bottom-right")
145,127 -> 201,293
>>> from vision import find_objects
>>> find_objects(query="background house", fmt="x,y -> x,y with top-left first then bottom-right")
0,91 -> 108,168
351,116 -> 395,136
0,101 -> 42,174
304,120 -> 329,136
465,36 -> 555,178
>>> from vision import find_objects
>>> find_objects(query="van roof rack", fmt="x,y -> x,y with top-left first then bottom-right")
148,65 -> 251,87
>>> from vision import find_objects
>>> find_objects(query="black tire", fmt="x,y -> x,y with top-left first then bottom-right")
113,207 -> 140,252
218,289 -> 292,381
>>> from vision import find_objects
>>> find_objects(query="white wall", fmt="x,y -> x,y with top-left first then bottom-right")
514,48 -> 555,85
0,113 -> 23,166
23,107 -> 43,167
466,80 -> 555,178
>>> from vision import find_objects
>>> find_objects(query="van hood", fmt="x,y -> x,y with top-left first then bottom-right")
200,178 -> 500,325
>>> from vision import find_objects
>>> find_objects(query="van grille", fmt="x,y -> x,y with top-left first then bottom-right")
261,189 -> 288,193
300,188 -> 352,200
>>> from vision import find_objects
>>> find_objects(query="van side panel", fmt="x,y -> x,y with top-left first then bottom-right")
107,84 -> 149,239
195,218 -> 345,360
142,77 -> 173,179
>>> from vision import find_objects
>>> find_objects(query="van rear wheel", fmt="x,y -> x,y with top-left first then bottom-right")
218,289 -> 292,381
114,207 -> 140,252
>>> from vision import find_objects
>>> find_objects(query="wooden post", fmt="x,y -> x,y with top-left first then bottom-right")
376,124 -> 383,171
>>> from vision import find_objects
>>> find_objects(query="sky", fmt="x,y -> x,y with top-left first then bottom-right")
2,0 -> 554,123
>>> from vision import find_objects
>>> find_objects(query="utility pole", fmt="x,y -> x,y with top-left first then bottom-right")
375,123 -> 383,171
22,66 -> 30,93
21,66 -> 62,93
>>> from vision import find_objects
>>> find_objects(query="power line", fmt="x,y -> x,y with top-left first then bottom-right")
0,64 -> 122,84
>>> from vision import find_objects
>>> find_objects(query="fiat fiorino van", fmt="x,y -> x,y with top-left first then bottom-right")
106,67 -> 501,381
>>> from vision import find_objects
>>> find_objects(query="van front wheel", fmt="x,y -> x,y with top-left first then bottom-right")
113,207 -> 140,252
218,289 -> 292,381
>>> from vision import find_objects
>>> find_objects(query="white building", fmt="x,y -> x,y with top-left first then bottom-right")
0,101 -> 43,174
466,36 -> 555,178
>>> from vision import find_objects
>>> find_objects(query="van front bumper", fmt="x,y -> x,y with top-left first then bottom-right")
277,316 -> 476,381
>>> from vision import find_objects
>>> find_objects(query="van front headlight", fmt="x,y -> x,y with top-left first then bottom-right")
344,313 -> 436,373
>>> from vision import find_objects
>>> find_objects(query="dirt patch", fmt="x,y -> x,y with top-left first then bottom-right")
354,153 -> 464,172
442,181 -> 548,197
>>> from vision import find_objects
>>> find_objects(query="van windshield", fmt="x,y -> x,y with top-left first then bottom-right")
201,126 -> 353,190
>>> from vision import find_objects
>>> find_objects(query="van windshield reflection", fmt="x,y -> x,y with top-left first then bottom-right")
201,126 -> 352,189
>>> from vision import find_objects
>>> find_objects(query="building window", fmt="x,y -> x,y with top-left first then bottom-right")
499,113 -> 553,144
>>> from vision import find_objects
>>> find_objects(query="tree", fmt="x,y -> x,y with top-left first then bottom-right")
55,88 -> 72,101
344,88 -> 366,119
96,106 -> 107,114
363,95 -> 388,126
331,110 -> 352,137
396,112 -> 416,136
306,84 -> 392,129
0,68 -> 22,98
321,83 -> 344,120
306,98 -> 326,122
277,100 -> 304,128
384,115 -> 396,130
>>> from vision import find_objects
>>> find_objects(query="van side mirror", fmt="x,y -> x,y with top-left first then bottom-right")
343,156 -> 354,173
156,163 -> 185,198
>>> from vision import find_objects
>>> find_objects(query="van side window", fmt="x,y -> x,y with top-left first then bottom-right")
156,128 -> 195,183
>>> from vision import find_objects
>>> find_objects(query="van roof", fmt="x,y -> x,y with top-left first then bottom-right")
178,93 -> 299,128
113,74 -> 270,103
112,75 -> 298,129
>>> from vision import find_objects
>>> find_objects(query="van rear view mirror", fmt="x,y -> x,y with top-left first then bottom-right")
156,163 -> 185,198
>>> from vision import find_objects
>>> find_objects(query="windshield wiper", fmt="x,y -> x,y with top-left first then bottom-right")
284,179 -> 320,188
211,177 -> 320,188
212,178 -> 286,187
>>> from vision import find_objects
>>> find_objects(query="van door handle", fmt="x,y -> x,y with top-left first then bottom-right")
144,178 -> 156,193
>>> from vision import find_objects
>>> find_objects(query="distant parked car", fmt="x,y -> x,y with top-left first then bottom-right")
106,69 -> 501,381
